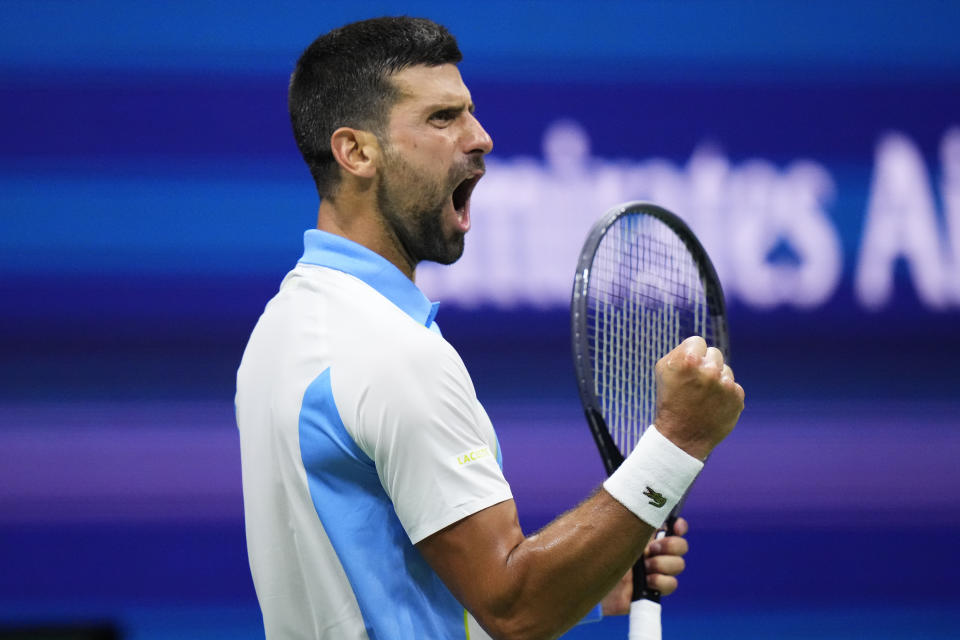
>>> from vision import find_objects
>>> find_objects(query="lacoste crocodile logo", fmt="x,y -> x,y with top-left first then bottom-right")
644,486 -> 667,508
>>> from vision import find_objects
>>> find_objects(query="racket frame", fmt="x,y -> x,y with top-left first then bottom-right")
570,201 -> 729,606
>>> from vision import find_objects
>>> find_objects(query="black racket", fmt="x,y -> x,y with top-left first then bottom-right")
571,202 -> 729,640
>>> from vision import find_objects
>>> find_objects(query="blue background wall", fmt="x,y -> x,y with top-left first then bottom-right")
2,1 -> 959,638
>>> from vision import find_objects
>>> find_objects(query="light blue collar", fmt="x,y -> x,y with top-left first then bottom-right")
299,230 -> 440,329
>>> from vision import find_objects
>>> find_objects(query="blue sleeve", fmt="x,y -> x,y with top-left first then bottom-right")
577,603 -> 603,625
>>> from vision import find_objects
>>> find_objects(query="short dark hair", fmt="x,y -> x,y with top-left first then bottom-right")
288,17 -> 462,199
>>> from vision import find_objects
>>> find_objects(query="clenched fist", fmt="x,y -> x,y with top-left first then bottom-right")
654,336 -> 745,460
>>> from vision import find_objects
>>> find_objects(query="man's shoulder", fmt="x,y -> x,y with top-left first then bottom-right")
281,263 -> 460,362
290,263 -> 431,323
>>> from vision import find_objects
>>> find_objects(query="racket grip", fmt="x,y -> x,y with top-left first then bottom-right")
628,599 -> 662,640
638,516 -> 677,602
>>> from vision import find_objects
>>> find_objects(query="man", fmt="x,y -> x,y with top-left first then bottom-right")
236,16 -> 744,639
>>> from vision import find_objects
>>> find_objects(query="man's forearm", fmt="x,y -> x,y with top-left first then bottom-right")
493,489 -> 654,638
421,490 -> 654,640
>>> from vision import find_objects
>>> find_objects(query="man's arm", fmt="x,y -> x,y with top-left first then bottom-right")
418,336 -> 744,640
419,489 -> 651,639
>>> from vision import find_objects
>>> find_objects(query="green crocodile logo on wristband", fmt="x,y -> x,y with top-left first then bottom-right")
644,486 -> 667,508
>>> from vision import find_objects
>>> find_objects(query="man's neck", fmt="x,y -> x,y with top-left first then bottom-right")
316,196 -> 417,281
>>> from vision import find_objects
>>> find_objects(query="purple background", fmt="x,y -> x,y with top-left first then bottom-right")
2,1 -> 960,637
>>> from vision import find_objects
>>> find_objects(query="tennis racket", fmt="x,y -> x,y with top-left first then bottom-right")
570,202 -> 729,640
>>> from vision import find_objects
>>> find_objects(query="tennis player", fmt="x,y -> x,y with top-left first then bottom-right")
235,16 -> 744,640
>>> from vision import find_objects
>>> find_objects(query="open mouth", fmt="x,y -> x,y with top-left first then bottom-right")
452,174 -> 482,214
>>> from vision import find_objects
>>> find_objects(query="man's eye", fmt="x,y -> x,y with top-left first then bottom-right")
430,111 -> 457,124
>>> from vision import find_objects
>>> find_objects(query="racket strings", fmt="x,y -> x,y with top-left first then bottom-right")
587,215 -> 714,456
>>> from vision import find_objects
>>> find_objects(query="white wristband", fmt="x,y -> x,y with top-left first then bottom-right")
603,426 -> 704,528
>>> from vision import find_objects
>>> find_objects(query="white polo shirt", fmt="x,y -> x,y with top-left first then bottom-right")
236,230 -> 513,639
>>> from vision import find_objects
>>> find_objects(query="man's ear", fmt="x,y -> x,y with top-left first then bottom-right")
330,127 -> 380,179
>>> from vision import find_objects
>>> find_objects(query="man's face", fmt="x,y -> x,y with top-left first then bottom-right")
375,64 -> 493,266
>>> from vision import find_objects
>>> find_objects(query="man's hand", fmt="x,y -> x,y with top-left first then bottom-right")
654,336 -> 745,460
600,517 -> 691,615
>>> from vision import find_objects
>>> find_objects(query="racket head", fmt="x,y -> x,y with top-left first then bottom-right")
571,201 -> 729,475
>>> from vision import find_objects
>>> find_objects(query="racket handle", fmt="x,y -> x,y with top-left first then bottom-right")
628,599 -> 662,640
637,515 -> 677,602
